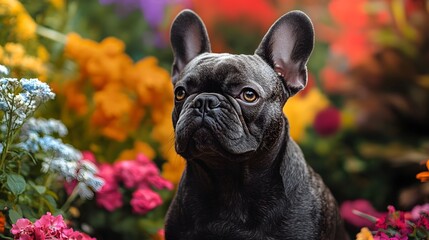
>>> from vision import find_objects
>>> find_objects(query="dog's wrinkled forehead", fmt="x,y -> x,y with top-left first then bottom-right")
174,53 -> 281,95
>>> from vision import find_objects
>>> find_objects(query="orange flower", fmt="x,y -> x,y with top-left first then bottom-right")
0,211 -> 5,234
117,141 -> 156,161
416,159 -> 429,182
65,33 -> 133,90
64,81 -> 88,116
91,84 -> 143,141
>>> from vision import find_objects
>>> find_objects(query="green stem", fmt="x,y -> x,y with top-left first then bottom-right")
60,185 -> 79,212
36,25 -> 67,44
0,101 -> 16,171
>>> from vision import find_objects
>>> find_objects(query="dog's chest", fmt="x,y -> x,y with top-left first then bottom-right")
179,182 -> 300,239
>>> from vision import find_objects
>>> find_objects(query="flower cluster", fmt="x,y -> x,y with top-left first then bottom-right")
67,152 -> 173,214
0,0 -> 37,41
61,33 -> 184,184
0,72 -> 54,131
0,43 -> 49,81
11,212 -> 95,240
355,205 -> 429,240
0,66 -> 103,238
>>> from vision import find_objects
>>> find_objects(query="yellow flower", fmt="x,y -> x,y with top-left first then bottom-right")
15,12 -> 36,40
356,227 -> 374,240
283,88 -> 330,142
49,0 -> 64,9
162,150 -> 185,184
37,46 -> 50,62
0,0 -> 36,40
0,43 -> 47,79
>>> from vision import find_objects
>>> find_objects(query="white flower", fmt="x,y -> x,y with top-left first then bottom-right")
0,65 -> 9,75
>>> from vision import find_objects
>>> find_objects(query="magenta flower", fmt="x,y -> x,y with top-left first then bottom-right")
340,199 -> 384,228
130,188 -> 162,215
114,154 -> 173,190
11,218 -> 33,237
114,160 -> 144,188
11,213 -> 95,240
313,107 -> 342,136
34,212 -> 67,238
96,164 -> 123,211
86,152 -> 172,213
410,203 -> 429,220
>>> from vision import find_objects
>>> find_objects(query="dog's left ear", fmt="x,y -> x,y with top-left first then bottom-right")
170,9 -> 211,81
255,11 -> 314,97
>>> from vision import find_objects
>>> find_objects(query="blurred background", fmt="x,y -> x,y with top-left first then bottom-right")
1,0 -> 429,239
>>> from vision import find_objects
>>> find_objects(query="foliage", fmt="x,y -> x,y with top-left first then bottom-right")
0,65 -> 101,239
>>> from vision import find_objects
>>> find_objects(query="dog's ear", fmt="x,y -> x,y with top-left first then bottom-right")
170,9 -> 211,80
255,11 -> 314,97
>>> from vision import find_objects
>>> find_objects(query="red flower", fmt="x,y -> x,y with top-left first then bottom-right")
313,107 -> 341,136
0,211 -> 6,234
405,0 -> 427,19
417,214 -> 429,229
329,0 -> 369,29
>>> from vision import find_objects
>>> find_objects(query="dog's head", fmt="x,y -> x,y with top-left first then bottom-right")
170,10 -> 314,162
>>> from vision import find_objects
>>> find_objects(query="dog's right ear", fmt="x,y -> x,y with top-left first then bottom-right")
170,10 -> 211,80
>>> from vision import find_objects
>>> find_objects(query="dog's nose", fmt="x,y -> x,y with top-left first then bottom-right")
192,94 -> 221,112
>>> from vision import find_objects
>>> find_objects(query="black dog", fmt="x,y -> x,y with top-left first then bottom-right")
165,9 -> 348,240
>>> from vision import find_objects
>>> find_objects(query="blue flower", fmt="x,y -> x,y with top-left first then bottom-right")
20,78 -> 55,103
21,118 -> 68,137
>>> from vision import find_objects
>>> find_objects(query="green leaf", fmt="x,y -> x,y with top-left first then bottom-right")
6,174 -> 26,196
0,233 -> 14,240
138,218 -> 163,234
8,209 -> 23,223
29,182 -> 46,195
0,199 -> 11,209
42,194 -> 57,212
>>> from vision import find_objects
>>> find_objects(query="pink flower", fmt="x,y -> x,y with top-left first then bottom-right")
410,203 -> 429,220
340,199 -> 384,228
82,151 -> 97,164
96,176 -> 123,211
64,229 -> 96,240
34,212 -> 67,236
130,188 -> 162,215
11,213 -> 95,240
136,153 -> 151,164
11,218 -> 33,237
146,175 -> 174,190
114,154 -> 173,190
114,160 -> 146,188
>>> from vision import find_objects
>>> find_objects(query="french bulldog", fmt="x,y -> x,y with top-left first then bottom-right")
165,9 -> 349,240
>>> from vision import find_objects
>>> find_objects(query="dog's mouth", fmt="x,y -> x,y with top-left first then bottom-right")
174,113 -> 258,160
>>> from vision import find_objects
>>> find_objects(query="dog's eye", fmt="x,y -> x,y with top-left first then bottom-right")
175,87 -> 187,101
241,89 -> 258,103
